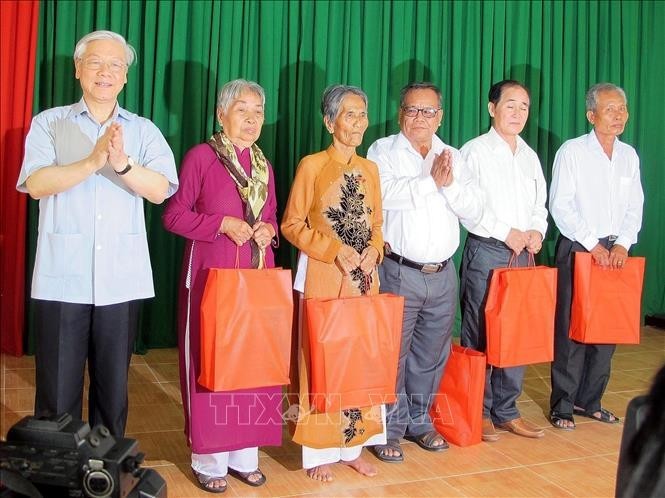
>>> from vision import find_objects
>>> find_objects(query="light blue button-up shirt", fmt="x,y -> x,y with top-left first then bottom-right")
17,99 -> 178,305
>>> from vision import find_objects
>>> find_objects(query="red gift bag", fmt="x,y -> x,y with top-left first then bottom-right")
199,268 -> 293,391
305,293 -> 404,412
485,259 -> 557,367
430,345 -> 486,446
569,252 -> 645,344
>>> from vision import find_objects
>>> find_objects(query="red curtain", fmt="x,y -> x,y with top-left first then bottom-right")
1,1 -> 40,355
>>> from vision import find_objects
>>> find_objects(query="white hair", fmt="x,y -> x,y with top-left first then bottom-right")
73,30 -> 136,66
216,79 -> 265,114
586,83 -> 627,111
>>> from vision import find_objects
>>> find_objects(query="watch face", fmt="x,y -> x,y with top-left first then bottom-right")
127,156 -> 137,167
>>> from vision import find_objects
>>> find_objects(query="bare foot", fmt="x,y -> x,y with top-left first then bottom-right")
306,464 -> 334,482
342,456 -> 377,477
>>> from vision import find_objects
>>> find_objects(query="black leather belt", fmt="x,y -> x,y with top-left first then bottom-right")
384,250 -> 448,273
467,232 -> 508,248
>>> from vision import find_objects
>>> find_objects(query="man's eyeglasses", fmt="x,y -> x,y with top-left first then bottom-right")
401,106 -> 440,118
81,58 -> 128,73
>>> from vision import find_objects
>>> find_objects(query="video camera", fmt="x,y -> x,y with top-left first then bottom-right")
0,414 -> 166,498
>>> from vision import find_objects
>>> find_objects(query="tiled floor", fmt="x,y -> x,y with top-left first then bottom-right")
2,327 -> 663,497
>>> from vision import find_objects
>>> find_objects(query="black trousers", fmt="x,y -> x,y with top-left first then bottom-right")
460,235 -> 530,424
33,299 -> 140,436
549,237 -> 616,415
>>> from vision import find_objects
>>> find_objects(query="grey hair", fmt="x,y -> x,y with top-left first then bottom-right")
216,79 -> 265,114
399,82 -> 442,108
586,83 -> 627,111
320,85 -> 368,124
73,30 -> 136,66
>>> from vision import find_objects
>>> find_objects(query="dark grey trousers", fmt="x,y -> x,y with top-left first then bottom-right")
549,236 -> 616,415
33,299 -> 140,436
379,256 -> 458,439
459,235 -> 530,424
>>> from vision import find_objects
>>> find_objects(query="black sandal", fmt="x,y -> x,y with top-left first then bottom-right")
228,467 -> 266,487
549,410 -> 576,430
573,407 -> 620,424
371,438 -> 404,462
404,430 -> 449,452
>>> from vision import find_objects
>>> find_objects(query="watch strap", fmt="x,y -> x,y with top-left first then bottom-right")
115,157 -> 134,176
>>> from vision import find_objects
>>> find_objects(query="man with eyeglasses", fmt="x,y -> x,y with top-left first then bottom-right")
366,82 -> 483,462
17,30 -> 178,436
548,83 -> 643,430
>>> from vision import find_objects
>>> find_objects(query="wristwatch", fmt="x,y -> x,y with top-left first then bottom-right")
116,156 -> 136,176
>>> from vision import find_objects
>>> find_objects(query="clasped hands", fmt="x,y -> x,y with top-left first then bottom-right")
431,149 -> 454,188
89,122 -> 130,173
221,217 -> 274,248
590,243 -> 628,270
335,244 -> 379,275
505,228 -> 543,255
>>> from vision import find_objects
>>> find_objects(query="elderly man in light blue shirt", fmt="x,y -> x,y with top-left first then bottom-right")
16,30 -> 178,436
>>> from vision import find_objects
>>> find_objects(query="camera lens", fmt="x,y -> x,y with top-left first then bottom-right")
83,469 -> 114,497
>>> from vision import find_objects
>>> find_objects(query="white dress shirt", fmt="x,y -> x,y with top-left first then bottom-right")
549,131 -> 644,251
367,132 -> 483,263
460,127 -> 548,240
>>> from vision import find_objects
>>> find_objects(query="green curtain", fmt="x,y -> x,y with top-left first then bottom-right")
27,0 -> 665,351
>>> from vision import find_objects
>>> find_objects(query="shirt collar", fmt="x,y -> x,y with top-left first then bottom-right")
69,97 -> 133,123
392,131 -> 445,155
487,126 -> 527,154
587,129 -> 620,153
326,144 -> 358,165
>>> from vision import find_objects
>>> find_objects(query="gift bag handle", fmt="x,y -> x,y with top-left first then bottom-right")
336,272 -> 371,298
507,252 -> 536,268
234,245 -> 266,270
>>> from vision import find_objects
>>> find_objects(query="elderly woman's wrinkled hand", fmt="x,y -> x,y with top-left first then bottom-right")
252,221 -> 275,249
335,244 -> 361,275
221,216 -> 254,246
359,246 -> 379,274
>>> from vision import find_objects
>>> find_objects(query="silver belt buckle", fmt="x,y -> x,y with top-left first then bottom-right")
608,235 -> 618,242
421,263 -> 441,273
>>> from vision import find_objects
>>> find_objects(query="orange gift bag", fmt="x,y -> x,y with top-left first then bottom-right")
485,257 -> 557,367
199,268 -> 293,391
305,293 -> 404,412
430,345 -> 486,446
569,252 -> 645,344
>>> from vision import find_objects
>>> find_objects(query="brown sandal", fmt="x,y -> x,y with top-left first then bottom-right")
192,468 -> 227,493
228,467 -> 266,487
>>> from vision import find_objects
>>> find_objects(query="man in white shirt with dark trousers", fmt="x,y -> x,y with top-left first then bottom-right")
459,80 -> 548,442
548,83 -> 644,430
367,82 -> 482,462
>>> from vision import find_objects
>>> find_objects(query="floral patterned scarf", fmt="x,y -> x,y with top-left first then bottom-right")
208,131 -> 269,268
